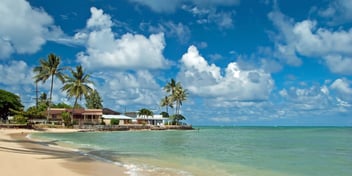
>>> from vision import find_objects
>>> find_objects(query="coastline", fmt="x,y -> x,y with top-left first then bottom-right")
0,128 -> 128,176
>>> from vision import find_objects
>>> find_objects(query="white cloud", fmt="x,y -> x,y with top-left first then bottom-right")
76,7 -> 168,70
0,0 -> 78,59
268,10 -> 352,74
324,55 -> 352,74
293,20 -> 352,56
317,0 -> 352,24
0,60 -> 33,85
330,78 -> 352,96
0,0 -> 52,58
93,70 -> 162,109
178,45 -> 274,102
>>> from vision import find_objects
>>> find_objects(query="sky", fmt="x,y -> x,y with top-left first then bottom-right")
1,0 -> 352,126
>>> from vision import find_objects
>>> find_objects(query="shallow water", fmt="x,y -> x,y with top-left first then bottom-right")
32,127 -> 352,176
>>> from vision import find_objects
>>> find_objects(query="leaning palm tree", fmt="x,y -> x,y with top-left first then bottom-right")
61,65 -> 93,123
33,53 -> 65,120
172,85 -> 188,116
163,78 -> 181,114
160,95 -> 173,113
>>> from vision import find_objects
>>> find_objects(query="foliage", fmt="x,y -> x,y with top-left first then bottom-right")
85,89 -> 103,109
160,96 -> 173,113
110,118 -> 119,125
0,89 -> 24,120
161,78 -> 188,124
33,53 -> 66,119
13,114 -> 27,124
169,114 -> 186,125
61,65 -> 93,122
61,111 -> 71,126
138,108 -> 153,118
52,102 -> 72,109
25,106 -> 46,119
160,111 -> 169,117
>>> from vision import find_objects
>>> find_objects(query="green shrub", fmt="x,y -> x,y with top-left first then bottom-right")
13,115 -> 27,124
110,119 -> 119,125
61,111 -> 71,126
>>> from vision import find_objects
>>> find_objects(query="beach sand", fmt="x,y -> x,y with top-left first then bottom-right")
0,128 -> 127,176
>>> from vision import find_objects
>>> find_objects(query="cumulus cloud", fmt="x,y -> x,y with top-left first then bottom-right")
0,0 -> 78,59
268,9 -> 352,75
0,60 -> 33,85
76,7 -> 168,70
93,70 -> 162,109
330,78 -> 352,101
317,0 -> 352,24
178,45 -> 274,103
0,0 -> 53,58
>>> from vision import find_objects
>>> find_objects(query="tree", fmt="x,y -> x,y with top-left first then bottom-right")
160,111 -> 169,118
85,89 -> 103,109
173,85 -> 188,115
170,114 -> 186,125
160,96 -> 173,113
33,53 -> 66,119
163,78 -> 181,114
0,89 -> 23,120
61,65 -> 93,122
138,108 -> 153,118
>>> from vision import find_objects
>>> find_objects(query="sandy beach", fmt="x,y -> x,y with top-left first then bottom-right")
0,128 -> 127,176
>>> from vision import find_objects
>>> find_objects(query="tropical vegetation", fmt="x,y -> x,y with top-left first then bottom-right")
0,89 -> 23,120
85,89 -> 103,109
138,108 -> 153,118
161,78 -> 188,125
33,53 -> 66,119
61,65 -> 94,123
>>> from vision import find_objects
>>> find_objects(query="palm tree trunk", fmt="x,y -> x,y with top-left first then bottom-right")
47,74 -> 55,121
71,97 -> 78,124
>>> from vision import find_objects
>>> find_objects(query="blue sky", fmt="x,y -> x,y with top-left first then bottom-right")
1,0 -> 352,126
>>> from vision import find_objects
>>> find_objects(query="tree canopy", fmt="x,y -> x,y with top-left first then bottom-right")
85,89 -> 103,109
0,89 -> 23,120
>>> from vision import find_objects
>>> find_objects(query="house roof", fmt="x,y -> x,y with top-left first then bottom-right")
102,114 -> 133,120
48,108 -> 102,115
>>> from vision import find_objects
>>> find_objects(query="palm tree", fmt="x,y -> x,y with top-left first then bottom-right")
163,78 -> 180,114
164,78 -> 180,95
61,65 -> 93,123
138,108 -> 153,118
173,85 -> 188,116
160,95 -> 173,113
33,53 -> 65,120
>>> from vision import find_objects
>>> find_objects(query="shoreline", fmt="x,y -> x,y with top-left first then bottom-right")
0,128 -> 128,176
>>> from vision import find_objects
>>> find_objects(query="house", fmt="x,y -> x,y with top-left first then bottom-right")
136,114 -> 169,126
102,114 -> 133,125
47,108 -> 103,125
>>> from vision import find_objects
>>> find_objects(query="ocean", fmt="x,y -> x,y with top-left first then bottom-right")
32,127 -> 352,176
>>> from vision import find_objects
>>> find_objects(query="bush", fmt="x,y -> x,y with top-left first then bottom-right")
13,115 -> 27,124
110,119 -> 119,125
61,111 -> 71,126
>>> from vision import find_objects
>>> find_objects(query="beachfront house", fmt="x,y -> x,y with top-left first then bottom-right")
136,114 -> 169,126
47,108 -> 103,125
102,114 -> 134,125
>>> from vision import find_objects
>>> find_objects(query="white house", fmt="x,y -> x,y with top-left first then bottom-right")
102,114 -> 134,125
136,114 -> 169,126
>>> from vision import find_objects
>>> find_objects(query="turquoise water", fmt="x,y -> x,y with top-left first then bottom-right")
32,127 -> 352,176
